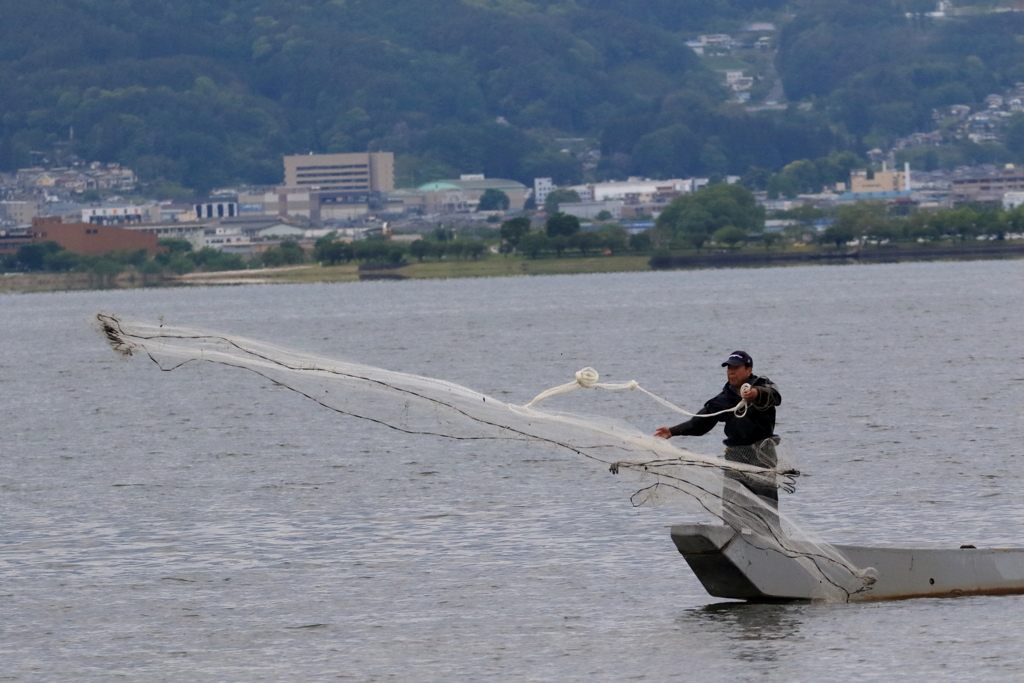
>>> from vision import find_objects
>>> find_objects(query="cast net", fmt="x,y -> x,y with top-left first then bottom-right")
96,312 -> 876,602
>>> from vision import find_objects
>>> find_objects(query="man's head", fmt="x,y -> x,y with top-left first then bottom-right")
722,350 -> 753,388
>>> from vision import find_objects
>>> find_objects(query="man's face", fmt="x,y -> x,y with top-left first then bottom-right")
726,363 -> 753,388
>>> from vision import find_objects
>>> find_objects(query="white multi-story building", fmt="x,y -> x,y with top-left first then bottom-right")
82,206 -> 153,225
568,178 -> 701,203
534,177 -> 554,207
1003,191 -> 1024,210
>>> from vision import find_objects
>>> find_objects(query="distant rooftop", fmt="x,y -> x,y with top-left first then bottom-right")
417,177 -> 526,192
836,190 -> 913,201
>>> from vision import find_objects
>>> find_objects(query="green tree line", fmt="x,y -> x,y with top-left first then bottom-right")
777,1 -> 1024,153
0,0 -> 852,196
9,1 -> 1024,197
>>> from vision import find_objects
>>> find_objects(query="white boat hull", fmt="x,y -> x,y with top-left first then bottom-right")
671,524 -> 1024,602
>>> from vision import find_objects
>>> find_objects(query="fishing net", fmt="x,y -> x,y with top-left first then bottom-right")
95,312 -> 876,602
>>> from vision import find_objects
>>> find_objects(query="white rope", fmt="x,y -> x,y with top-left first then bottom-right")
524,367 -> 750,419
523,367 -> 638,408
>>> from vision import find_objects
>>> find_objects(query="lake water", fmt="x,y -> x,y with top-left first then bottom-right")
2,261 -> 1024,681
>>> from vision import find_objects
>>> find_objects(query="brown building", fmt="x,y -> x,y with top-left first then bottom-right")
283,152 -> 394,193
951,168 -> 1024,202
29,217 -> 162,256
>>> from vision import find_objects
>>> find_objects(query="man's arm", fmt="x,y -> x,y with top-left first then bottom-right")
666,414 -> 719,437
654,398 -> 725,439
747,377 -> 780,410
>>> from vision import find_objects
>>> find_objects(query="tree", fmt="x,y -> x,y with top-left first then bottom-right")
429,240 -> 447,260
44,250 -> 81,272
278,240 -> 305,264
499,217 -> 531,251
1006,113 -> 1024,158
740,167 -> 772,191
446,240 -> 466,260
545,212 -> 580,238
263,239 -> 306,266
629,231 -> 652,252
908,213 -> 941,241
597,224 -> 628,253
313,232 -> 338,259
863,218 -> 904,243
321,241 -> 353,265
713,225 -> 748,248
654,184 -> 764,251
543,189 -> 581,214
570,231 -> 601,256
773,159 -> 823,195
767,173 -> 800,199
15,242 -> 62,271
519,232 -> 549,259
410,239 -> 431,262
761,231 -> 783,250
90,258 -> 124,285
821,223 -> 857,248
550,234 -> 569,257
936,207 -> 981,241
166,253 -> 195,274
477,188 -> 510,211
352,240 -> 390,262
157,237 -> 193,254
824,202 -> 888,247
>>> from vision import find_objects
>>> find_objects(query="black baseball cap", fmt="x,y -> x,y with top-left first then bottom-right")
722,350 -> 753,367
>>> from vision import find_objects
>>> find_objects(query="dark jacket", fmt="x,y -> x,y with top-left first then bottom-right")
668,374 -> 780,447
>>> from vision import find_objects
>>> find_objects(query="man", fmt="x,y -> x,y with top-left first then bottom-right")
654,350 -> 782,533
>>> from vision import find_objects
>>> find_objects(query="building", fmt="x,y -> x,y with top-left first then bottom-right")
1003,192 -> 1024,210
568,178 -> 701,204
390,176 -> 529,215
283,152 -> 394,193
28,217 -> 161,256
720,70 -> 755,92
194,200 -> 238,220
685,34 -> 735,55
238,152 -> 396,221
534,178 -> 554,207
952,166 -> 1024,203
850,164 -> 910,193
0,200 -> 41,226
130,222 -> 209,250
255,224 -> 305,240
127,215 -> 300,251
835,190 -> 913,205
238,188 -> 386,221
82,206 -> 154,225
558,200 -> 624,221
15,163 -> 136,192
741,22 -> 777,32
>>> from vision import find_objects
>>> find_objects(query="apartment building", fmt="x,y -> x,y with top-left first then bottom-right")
283,152 -> 394,193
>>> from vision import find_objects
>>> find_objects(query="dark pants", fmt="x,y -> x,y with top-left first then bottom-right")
722,438 -> 779,535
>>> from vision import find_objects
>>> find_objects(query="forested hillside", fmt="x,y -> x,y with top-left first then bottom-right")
3,0 -> 1024,195
779,1 -> 1024,149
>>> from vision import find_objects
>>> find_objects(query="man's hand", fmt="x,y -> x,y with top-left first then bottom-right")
741,387 -> 758,401
654,426 -> 672,439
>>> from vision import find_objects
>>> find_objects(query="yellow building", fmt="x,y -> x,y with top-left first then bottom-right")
850,166 -> 907,193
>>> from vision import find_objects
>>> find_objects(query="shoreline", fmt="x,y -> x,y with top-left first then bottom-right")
651,242 -> 1024,269
3,242 -> 1023,293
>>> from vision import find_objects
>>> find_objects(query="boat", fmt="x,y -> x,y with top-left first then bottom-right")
671,523 -> 1024,602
